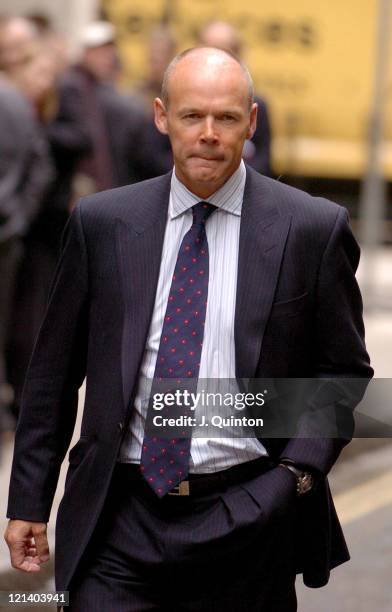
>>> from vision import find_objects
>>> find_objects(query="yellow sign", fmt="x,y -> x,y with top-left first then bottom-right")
103,0 -> 392,179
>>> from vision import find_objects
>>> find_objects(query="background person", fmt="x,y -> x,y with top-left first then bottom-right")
198,20 -> 272,175
0,17 -> 53,430
133,24 -> 177,179
0,81 -> 52,431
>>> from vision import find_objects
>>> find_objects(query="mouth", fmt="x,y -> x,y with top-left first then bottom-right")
191,155 -> 223,162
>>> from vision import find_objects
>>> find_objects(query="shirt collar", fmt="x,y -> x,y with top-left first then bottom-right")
170,160 -> 246,220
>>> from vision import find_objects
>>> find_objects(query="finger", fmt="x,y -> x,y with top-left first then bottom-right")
9,540 -> 41,572
32,529 -> 50,563
18,556 -> 42,572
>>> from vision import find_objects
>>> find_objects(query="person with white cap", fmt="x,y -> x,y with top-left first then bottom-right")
45,20 -> 146,203
53,20 -> 121,196
79,20 -> 118,85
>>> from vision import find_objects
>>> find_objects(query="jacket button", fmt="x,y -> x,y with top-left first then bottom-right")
117,422 -> 124,432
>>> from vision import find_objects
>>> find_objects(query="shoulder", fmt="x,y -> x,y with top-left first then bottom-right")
0,81 -> 38,155
0,79 -> 31,118
75,172 -> 172,227
246,165 -> 346,227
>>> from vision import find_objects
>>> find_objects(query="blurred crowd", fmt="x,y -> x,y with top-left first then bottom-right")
0,15 -> 271,440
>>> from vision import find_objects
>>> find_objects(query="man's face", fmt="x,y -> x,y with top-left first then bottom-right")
83,44 -> 117,82
0,19 -> 37,72
154,51 -> 257,198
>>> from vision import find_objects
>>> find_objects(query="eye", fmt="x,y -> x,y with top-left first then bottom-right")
183,113 -> 201,120
219,114 -> 237,122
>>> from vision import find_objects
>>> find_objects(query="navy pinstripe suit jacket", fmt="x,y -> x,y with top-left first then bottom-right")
7,165 -> 372,591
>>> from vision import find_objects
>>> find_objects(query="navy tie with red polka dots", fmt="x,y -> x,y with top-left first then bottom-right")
140,202 -> 216,496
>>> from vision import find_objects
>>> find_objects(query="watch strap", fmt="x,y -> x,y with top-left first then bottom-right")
278,462 -> 314,495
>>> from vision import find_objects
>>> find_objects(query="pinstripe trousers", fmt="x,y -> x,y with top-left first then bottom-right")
68,464 -> 297,611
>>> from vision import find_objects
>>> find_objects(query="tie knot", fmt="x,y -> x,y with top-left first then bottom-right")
192,202 -> 216,226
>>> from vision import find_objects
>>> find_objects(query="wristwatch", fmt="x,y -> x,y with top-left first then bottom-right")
278,462 -> 314,495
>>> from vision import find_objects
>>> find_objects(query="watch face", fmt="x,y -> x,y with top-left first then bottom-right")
278,464 -> 314,495
299,474 -> 314,494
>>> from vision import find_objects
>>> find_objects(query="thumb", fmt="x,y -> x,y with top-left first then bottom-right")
32,525 -> 50,562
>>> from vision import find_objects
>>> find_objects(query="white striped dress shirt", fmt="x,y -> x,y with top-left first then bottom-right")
119,160 -> 268,472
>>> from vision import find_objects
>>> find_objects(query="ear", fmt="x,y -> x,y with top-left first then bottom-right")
154,98 -> 169,135
246,102 -> 258,140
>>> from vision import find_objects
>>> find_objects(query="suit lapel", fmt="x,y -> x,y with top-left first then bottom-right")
115,174 -> 171,410
235,169 -> 292,378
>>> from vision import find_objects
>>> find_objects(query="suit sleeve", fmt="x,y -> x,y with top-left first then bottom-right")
279,206 -> 373,475
7,202 -> 89,522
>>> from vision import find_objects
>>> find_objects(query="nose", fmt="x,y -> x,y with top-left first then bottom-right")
200,117 -> 219,145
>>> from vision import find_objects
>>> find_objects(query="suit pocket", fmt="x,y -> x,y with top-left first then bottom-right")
269,291 -> 309,318
220,484 -> 264,532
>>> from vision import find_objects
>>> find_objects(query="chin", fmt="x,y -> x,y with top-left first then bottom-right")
184,169 -> 213,183
195,170 -> 218,181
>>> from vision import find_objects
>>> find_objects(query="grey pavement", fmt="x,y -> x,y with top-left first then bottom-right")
0,247 -> 391,610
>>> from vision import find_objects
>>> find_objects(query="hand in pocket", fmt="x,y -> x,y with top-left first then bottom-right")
239,466 -> 297,524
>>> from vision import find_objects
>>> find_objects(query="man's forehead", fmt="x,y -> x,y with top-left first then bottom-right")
169,60 -> 248,98
162,46 -> 254,108
175,83 -> 248,105
172,49 -> 241,78
168,89 -> 250,119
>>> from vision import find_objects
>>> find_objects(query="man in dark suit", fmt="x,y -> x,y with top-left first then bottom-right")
5,47 -> 372,611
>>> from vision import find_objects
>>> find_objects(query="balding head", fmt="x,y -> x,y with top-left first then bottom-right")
154,46 -> 258,198
198,21 -> 243,57
0,17 -> 39,72
161,46 -> 253,110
